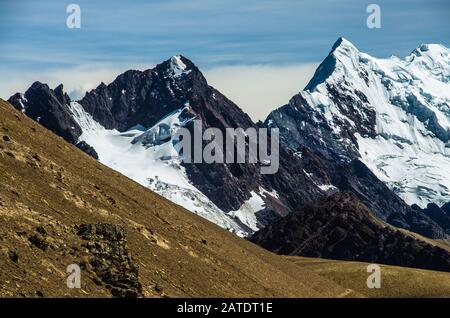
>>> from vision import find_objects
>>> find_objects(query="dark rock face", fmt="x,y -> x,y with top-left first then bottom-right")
79,56 -> 197,131
250,192 -> 450,272
8,83 -> 98,159
265,84 -> 376,163
8,82 -> 82,144
288,145 -> 447,239
442,202 -> 450,217
329,160 -> 446,238
410,203 -> 450,236
76,223 -> 142,298
76,141 -> 99,160
179,84 -> 324,213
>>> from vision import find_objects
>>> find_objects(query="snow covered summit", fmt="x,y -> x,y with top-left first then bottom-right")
266,38 -> 450,208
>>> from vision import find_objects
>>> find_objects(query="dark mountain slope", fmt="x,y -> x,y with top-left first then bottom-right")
8,82 -> 81,144
250,192 -> 450,272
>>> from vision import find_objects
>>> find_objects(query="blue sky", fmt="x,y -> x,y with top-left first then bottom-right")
1,0 -> 449,119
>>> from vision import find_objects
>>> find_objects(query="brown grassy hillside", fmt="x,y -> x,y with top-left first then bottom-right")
0,99 -> 449,298
288,257 -> 450,298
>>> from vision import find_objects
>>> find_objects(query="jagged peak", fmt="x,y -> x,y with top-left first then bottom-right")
53,83 -> 66,96
27,82 -> 69,97
404,43 -> 450,79
54,83 -> 65,91
53,83 -> 71,104
305,37 -> 361,91
29,81 -> 50,91
97,82 -> 107,89
330,37 -> 359,55
169,55 -> 191,77
157,54 -> 194,78
170,55 -> 187,70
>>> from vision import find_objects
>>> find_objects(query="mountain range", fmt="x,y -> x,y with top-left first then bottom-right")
6,38 -> 450,272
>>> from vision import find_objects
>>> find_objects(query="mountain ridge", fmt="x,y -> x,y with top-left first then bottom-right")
9,55 -> 330,237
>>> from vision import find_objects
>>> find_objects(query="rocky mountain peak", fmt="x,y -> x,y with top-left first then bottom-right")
77,55 -> 211,132
8,82 -> 81,144
410,43 -> 449,59
407,43 -> 450,83
169,55 -> 192,75
305,37 -> 361,92
8,48 -> 449,241
330,37 -> 359,56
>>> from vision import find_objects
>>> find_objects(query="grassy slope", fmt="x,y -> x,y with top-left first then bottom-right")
0,99 -> 449,298
288,257 -> 450,298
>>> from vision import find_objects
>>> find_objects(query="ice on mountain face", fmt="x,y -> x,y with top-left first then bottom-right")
68,101 -> 256,237
356,43 -> 450,207
147,175 -> 249,237
356,133 -> 450,207
317,184 -> 338,192
170,55 -> 191,77
228,188 -> 280,232
273,38 -> 450,207
132,105 -> 192,149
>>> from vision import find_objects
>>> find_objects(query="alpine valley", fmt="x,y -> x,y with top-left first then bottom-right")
6,38 -> 450,276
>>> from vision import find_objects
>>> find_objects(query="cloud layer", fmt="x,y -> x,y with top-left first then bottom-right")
205,63 -> 318,121
0,63 -> 151,100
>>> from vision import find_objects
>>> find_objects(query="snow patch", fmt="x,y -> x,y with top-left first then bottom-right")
170,55 -> 191,77
228,187 -> 279,232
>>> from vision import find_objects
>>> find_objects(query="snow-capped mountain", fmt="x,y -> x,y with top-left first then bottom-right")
8,52 -> 449,239
266,38 -> 450,209
71,55 -> 298,237
9,56 -> 333,237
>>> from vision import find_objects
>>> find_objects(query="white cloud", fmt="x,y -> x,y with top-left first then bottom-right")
0,62 -> 152,101
0,62 -> 318,122
204,63 -> 318,121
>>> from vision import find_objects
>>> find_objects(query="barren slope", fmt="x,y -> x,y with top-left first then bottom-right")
288,257 -> 450,298
0,99 -> 355,297
1,99 -> 449,298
